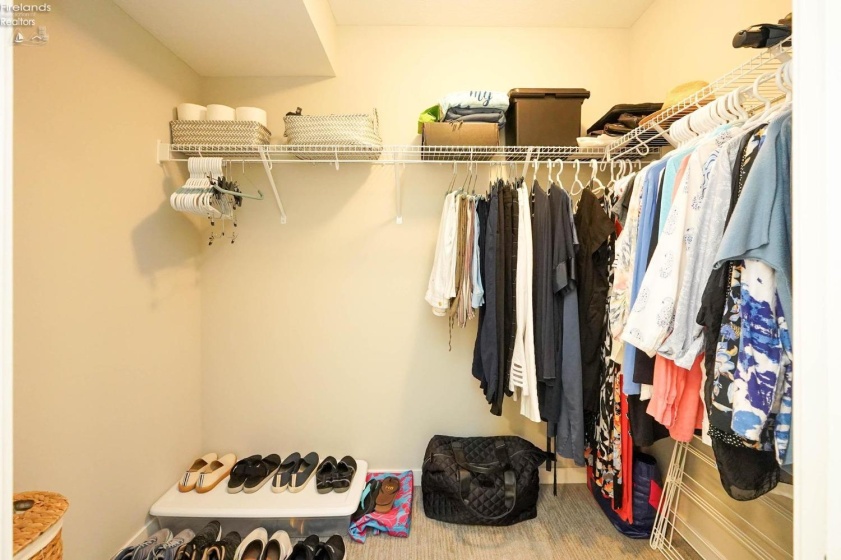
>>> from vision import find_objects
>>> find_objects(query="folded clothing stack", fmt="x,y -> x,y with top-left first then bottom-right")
441,90 -> 509,129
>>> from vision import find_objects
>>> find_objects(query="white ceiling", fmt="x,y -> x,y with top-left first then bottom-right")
113,0 -> 655,77
327,0 -> 655,28
113,0 -> 337,77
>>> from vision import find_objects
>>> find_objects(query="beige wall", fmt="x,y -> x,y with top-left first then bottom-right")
13,1 -> 203,557
198,25 -> 632,471
629,0 -> 792,102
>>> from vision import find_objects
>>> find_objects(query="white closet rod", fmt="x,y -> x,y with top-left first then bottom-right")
158,142 -> 647,224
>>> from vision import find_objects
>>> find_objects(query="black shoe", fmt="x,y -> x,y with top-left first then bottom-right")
227,455 -> 262,493
287,535 -> 320,560
315,535 -> 345,560
202,531 -> 241,560
273,452 -> 301,493
333,456 -> 357,493
289,452 -> 320,493
351,478 -> 381,522
175,521 -> 221,560
316,456 -> 338,494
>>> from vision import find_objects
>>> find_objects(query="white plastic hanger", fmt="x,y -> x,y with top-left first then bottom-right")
744,72 -> 777,126
554,158 -> 564,188
589,159 -> 606,196
570,160 -> 585,197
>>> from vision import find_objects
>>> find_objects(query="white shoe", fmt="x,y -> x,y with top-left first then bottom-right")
196,453 -> 237,494
234,528 -> 267,560
262,530 -> 292,560
178,453 -> 218,492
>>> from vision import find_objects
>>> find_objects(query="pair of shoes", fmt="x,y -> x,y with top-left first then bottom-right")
272,452 -> 319,493
228,454 -> 282,494
179,453 -> 237,494
201,531 -> 241,560
174,521 -> 226,560
315,456 -> 357,494
234,528 -> 292,560
287,535 -> 345,560
112,528 -> 173,560
150,528 -> 195,560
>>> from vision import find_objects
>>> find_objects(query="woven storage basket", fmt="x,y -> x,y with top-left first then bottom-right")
283,109 -> 382,160
13,491 -> 68,560
170,120 -> 271,156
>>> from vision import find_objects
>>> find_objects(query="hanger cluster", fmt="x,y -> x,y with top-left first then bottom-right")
669,59 -> 792,144
170,157 -> 265,246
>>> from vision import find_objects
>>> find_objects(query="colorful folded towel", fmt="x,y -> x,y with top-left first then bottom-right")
348,471 -> 414,543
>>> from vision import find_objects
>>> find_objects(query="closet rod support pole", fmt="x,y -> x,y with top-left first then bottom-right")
259,148 -> 287,224
394,162 -> 403,225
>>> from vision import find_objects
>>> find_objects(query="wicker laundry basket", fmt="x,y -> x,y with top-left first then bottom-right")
13,491 -> 68,560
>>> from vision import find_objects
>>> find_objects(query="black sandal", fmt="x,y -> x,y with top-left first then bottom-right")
333,456 -> 357,493
316,456 -> 338,494
244,453 -> 281,493
351,479 -> 381,521
227,455 -> 261,494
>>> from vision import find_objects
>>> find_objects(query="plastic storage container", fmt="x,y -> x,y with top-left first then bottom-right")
505,88 -> 591,147
150,460 -> 368,539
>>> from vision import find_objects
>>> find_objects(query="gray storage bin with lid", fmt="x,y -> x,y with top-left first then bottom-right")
505,88 -> 591,146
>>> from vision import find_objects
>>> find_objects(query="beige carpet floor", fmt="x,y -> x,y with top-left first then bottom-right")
346,484 -> 699,560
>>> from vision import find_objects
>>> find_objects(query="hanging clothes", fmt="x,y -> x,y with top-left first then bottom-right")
575,188 -> 616,416
424,191 -> 459,315
552,186 -> 585,465
531,182 -> 556,404
509,183 -> 540,422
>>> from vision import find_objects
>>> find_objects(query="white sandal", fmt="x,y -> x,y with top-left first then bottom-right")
196,453 -> 237,494
178,453 -> 217,492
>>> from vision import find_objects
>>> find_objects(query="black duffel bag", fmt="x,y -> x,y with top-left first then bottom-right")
422,435 -> 546,526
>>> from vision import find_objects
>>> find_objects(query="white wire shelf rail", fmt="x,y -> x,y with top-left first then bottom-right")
156,143 -> 647,165
157,143 -> 653,225
605,39 -> 792,160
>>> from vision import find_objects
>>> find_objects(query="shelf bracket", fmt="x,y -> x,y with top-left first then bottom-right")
394,162 -> 403,225
259,147 -> 287,224
651,122 -> 677,148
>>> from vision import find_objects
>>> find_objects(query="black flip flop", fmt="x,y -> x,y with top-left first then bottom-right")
289,452 -> 319,493
227,455 -> 261,494
316,456 -> 338,494
333,456 -> 357,493
272,452 -> 301,493
351,479 -> 381,522
244,453 -> 281,493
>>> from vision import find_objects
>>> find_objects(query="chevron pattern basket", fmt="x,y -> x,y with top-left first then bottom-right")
170,121 -> 271,156
283,110 -> 382,160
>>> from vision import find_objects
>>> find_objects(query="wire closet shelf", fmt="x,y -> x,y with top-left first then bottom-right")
156,143 -> 639,165
605,38 -> 792,160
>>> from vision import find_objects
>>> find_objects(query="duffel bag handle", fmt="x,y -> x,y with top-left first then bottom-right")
451,440 -> 517,521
